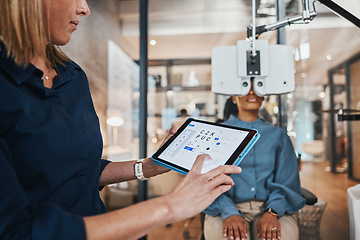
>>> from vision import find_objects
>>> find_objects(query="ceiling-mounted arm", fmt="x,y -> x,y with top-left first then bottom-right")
251,0 -> 257,56
247,0 -> 317,38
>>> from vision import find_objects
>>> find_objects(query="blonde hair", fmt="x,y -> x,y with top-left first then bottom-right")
0,0 -> 69,67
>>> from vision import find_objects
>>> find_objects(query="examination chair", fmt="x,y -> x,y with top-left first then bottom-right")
183,153 -> 324,240
190,188 -> 318,240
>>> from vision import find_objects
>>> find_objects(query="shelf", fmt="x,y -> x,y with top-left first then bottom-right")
153,85 -> 211,92
148,113 -> 217,118
147,58 -> 211,67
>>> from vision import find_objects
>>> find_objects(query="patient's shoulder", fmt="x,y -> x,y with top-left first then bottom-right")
258,120 -> 288,136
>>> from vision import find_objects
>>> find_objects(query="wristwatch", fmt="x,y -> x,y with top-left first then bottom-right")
266,208 -> 279,218
134,159 -> 150,181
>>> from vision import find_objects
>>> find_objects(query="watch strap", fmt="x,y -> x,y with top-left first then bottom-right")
134,159 -> 150,181
266,208 -> 279,218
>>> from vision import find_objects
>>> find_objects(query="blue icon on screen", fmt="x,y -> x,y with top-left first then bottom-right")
184,146 -> 194,151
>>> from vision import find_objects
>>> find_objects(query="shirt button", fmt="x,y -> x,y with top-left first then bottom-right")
251,187 -> 255,191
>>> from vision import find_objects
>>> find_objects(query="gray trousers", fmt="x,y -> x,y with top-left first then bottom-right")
204,201 -> 299,240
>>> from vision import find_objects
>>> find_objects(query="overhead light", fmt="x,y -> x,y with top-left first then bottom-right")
150,40 -> 157,46
319,91 -> 326,98
107,117 -> 124,127
326,55 -> 332,60
301,72 -> 307,78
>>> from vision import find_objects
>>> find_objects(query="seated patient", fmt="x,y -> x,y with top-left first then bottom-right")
203,80 -> 305,240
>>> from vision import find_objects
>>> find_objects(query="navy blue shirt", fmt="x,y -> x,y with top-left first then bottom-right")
204,116 -> 305,220
0,44 -> 110,239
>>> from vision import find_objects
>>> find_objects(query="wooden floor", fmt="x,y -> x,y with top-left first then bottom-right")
146,161 -> 359,240
299,161 -> 358,240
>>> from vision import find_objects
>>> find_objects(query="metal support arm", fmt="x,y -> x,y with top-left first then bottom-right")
247,11 -> 317,38
338,109 -> 360,121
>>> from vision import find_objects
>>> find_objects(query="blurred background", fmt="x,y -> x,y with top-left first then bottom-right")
61,0 -> 360,239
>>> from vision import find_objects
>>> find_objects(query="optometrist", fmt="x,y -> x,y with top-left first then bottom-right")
0,1 -> 241,239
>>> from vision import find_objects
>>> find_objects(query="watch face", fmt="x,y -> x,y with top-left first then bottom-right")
267,208 -> 279,216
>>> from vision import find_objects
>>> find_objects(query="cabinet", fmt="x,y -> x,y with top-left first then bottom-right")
148,58 -> 216,116
146,58 -> 219,198
147,58 -> 218,153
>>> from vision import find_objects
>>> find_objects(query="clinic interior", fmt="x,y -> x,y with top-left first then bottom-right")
62,0 -> 360,239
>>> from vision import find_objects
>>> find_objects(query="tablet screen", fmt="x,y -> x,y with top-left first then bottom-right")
152,118 -> 259,174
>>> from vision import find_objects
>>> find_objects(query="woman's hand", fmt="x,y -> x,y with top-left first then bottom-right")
143,125 -> 178,177
164,154 -> 242,223
160,125 -> 178,148
86,153 -> 242,240
257,212 -> 281,240
223,215 -> 248,240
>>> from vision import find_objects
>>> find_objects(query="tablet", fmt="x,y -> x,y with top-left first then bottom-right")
151,118 -> 260,175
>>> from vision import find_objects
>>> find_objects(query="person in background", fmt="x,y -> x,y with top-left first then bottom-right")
0,1 -> 241,239
203,79 -> 305,240
172,108 -> 190,128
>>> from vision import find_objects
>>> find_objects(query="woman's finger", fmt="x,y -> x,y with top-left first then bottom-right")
168,125 -> 178,134
189,154 -> 211,174
159,126 -> 178,148
206,173 -> 235,189
204,164 -> 242,181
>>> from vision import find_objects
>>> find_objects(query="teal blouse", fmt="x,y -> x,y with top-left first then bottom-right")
203,115 -> 305,220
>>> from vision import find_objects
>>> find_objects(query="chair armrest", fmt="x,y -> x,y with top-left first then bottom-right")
301,187 -> 318,205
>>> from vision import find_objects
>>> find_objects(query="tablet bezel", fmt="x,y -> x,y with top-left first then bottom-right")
151,118 -> 259,175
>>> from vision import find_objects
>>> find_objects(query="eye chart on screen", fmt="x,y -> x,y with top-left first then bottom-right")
153,118 -> 259,174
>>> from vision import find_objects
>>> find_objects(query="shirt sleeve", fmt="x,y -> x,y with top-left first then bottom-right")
0,138 -> 86,240
203,184 -> 244,220
100,159 -> 111,173
99,159 -> 111,191
265,130 -> 306,216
